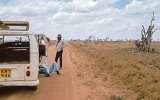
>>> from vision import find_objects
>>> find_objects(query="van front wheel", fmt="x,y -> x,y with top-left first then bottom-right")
30,86 -> 38,91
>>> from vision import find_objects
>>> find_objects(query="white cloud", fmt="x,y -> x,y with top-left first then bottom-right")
60,0 -> 97,12
0,0 -> 160,40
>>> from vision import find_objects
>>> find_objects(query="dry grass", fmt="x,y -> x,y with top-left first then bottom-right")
69,41 -> 160,100
110,95 -> 124,100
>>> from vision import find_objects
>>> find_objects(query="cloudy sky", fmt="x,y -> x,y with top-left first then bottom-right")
0,0 -> 160,40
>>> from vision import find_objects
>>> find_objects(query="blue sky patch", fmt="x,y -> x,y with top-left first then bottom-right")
113,0 -> 132,9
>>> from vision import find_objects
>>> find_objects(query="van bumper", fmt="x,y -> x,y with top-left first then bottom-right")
0,80 -> 39,86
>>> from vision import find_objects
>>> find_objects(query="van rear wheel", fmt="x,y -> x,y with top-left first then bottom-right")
30,86 -> 38,91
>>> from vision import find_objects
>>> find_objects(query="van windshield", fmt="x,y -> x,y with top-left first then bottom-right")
0,36 -> 30,64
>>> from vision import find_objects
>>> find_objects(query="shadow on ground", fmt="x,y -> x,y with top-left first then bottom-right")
0,86 -> 35,98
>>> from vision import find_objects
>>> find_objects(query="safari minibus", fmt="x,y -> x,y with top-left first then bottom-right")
0,21 -> 39,90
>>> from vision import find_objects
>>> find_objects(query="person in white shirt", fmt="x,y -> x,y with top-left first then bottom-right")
39,37 -> 46,62
55,34 -> 67,69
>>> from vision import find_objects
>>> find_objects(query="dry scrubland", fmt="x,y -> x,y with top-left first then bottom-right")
69,41 -> 160,100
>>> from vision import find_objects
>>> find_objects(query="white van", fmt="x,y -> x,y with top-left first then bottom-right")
0,21 -> 39,90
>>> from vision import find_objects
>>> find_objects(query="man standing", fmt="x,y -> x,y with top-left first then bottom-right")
55,34 -> 67,70
39,37 -> 46,62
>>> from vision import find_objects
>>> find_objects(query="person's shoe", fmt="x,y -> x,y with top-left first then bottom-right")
59,67 -> 62,70
56,71 -> 61,75
45,74 -> 50,77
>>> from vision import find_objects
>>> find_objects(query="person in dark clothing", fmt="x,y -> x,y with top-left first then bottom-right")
55,50 -> 63,68
55,34 -> 67,69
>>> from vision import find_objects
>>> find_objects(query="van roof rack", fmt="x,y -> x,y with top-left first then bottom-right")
0,21 -> 29,31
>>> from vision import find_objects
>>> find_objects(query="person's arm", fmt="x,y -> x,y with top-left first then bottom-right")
62,40 -> 68,48
56,42 -> 58,47
56,40 -> 61,47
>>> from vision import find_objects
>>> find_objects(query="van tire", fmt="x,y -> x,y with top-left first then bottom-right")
30,86 -> 38,91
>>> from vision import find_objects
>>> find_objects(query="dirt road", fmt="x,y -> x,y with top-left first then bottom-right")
0,43 -> 138,100
0,46 -> 75,100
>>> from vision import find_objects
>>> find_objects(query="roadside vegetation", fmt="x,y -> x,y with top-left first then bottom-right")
69,41 -> 160,100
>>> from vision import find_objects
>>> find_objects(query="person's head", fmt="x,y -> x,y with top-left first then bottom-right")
57,34 -> 62,41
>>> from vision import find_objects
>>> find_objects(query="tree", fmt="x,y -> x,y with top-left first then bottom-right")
135,12 -> 156,53
88,35 -> 96,41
